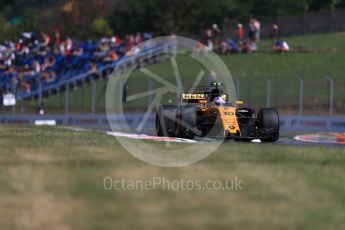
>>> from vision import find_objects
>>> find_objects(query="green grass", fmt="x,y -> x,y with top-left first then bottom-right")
2,32 -> 345,115
0,125 -> 345,229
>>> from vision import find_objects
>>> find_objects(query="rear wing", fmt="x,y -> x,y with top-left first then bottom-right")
181,83 -> 228,104
181,93 -> 228,103
181,93 -> 207,103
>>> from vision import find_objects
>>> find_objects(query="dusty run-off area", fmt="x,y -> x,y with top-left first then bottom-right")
0,125 -> 345,229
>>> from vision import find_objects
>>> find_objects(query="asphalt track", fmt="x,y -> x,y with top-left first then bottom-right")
277,137 -> 344,147
105,130 -> 345,147
64,126 -> 344,147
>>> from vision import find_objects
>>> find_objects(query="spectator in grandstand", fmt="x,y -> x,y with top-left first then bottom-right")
110,35 -> 122,45
64,37 -> 73,55
142,32 -> 153,41
21,80 -> 31,93
125,34 -> 135,52
135,32 -> 143,44
0,30 -> 124,94
41,32 -> 50,47
103,51 -> 119,62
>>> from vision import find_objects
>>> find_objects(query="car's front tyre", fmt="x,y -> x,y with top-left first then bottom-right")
175,106 -> 199,139
256,108 -> 280,142
156,105 -> 178,137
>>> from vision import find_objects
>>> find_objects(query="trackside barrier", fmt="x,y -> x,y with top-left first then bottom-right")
1,114 -> 345,133
0,114 -> 155,132
280,116 -> 345,132
233,75 -> 338,117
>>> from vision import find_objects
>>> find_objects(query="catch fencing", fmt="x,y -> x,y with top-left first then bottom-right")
233,75 -> 344,117
1,73 -> 343,117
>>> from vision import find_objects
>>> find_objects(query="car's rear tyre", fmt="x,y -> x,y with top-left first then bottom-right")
156,105 -> 178,137
176,106 -> 199,139
257,108 -> 279,142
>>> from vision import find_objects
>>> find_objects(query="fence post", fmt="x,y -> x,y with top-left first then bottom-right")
234,77 -> 240,99
147,77 -> 153,108
20,97 -> 24,114
330,9 -> 334,33
64,82 -> 69,115
38,78 -> 42,108
325,76 -> 334,117
91,77 -> 96,114
266,77 -> 271,107
298,76 -> 304,115
12,84 -> 16,115
12,104 -> 16,115
303,9 -> 307,34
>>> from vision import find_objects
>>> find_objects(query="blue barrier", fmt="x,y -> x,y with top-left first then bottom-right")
1,114 -> 345,133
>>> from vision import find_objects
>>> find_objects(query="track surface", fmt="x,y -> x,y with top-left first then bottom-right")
105,130 -> 345,147
66,126 -> 345,147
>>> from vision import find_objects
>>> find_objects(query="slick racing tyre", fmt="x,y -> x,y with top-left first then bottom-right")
175,106 -> 199,139
156,105 -> 178,137
257,108 -> 280,142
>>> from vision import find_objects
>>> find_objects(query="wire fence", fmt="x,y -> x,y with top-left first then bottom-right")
1,73 -> 344,117
234,75 -> 344,116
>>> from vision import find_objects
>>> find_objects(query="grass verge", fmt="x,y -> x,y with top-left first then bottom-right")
0,126 -> 345,229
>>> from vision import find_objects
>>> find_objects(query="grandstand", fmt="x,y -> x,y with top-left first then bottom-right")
0,31 -> 163,102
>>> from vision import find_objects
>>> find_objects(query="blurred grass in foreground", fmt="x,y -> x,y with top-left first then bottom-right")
0,126 -> 345,229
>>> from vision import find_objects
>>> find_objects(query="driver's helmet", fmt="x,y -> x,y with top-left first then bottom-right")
213,96 -> 226,105
209,88 -> 221,102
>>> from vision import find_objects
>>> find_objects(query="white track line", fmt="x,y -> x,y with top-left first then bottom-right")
106,131 -> 197,143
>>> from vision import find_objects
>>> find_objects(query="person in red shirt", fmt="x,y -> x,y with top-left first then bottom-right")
236,24 -> 244,42
135,33 -> 143,45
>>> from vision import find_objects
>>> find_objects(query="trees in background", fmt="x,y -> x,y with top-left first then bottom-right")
92,18 -> 114,38
107,0 -> 345,36
0,0 -> 345,40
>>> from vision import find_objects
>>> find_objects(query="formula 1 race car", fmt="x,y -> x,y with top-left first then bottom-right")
156,83 -> 279,142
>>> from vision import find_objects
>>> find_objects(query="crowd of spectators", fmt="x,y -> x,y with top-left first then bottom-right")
0,20 -> 290,97
199,19 -> 289,54
0,31 -> 153,95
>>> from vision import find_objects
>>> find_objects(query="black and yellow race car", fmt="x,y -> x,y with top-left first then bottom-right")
156,83 -> 279,142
